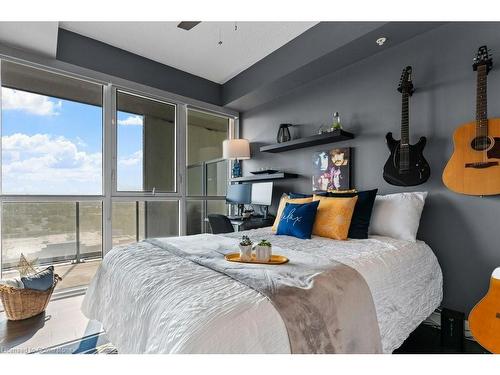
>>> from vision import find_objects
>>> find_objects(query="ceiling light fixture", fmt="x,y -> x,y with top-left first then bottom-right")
376,37 -> 387,46
177,21 -> 201,31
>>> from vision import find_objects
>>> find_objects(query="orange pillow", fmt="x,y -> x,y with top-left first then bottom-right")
272,195 -> 313,231
312,195 -> 358,240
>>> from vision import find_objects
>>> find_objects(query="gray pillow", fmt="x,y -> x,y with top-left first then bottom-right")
21,266 -> 54,291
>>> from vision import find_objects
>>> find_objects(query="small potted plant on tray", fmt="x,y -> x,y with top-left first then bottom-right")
239,235 -> 253,261
255,239 -> 272,262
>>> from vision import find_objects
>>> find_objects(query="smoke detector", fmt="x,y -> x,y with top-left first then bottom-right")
376,37 -> 387,46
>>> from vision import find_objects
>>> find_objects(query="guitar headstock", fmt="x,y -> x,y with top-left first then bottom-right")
397,66 -> 414,96
473,45 -> 493,73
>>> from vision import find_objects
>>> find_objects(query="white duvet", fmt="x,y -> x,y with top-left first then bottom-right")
82,228 -> 442,353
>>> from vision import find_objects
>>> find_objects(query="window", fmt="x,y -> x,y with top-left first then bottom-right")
186,109 -> 230,234
114,91 -> 179,250
1,61 -> 103,195
0,58 -> 235,292
0,61 -> 104,290
116,91 -> 176,193
111,201 -> 179,246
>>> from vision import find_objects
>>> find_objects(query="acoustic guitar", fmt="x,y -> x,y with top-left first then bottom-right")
383,66 -> 430,186
443,46 -> 500,196
468,267 -> 500,353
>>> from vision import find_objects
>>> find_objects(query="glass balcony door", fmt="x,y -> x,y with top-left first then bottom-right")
186,109 -> 230,234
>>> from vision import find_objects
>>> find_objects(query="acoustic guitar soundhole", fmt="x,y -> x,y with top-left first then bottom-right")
496,312 -> 500,319
471,136 -> 491,151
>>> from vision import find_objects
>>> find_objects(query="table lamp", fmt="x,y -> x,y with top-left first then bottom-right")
223,139 -> 250,178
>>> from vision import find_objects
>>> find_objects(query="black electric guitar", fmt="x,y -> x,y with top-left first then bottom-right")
383,66 -> 430,186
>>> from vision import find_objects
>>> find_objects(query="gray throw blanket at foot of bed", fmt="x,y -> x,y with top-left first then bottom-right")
147,237 -> 382,354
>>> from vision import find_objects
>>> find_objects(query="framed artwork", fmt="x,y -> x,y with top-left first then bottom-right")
312,147 -> 352,192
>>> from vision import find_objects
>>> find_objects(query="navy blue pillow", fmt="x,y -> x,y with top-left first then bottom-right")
277,201 -> 320,239
328,189 -> 378,239
21,266 -> 54,291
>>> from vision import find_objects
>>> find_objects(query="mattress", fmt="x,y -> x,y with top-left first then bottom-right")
81,228 -> 442,353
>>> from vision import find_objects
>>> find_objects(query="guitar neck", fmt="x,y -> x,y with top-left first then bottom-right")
476,65 -> 488,136
401,92 -> 409,145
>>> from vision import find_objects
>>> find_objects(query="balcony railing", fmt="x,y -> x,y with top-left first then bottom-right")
1,201 -> 103,271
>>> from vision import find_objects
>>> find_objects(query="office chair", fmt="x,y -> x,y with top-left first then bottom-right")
208,214 -> 235,234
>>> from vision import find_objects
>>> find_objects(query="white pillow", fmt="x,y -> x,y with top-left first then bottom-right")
369,192 -> 427,242
0,277 -> 24,289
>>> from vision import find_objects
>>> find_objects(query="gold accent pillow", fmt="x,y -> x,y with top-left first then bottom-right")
312,195 -> 358,240
272,195 -> 313,231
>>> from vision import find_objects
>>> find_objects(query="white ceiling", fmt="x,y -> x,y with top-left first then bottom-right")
59,22 -> 318,83
0,22 -> 59,57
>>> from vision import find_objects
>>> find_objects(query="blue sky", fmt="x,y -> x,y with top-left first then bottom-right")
1,87 -> 143,194
117,111 -> 143,191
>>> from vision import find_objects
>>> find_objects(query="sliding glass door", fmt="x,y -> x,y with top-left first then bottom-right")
186,109 -> 230,234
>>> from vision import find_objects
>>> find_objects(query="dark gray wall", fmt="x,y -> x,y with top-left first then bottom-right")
222,22 -> 385,106
56,29 -> 222,105
223,22 -> 445,111
241,22 -> 500,315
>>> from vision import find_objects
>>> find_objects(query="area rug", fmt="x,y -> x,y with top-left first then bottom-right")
36,332 -> 118,354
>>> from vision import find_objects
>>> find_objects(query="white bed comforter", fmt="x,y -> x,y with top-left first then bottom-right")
82,228 -> 442,353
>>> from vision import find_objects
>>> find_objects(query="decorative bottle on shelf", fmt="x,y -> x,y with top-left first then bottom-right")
277,123 -> 292,143
331,112 -> 342,132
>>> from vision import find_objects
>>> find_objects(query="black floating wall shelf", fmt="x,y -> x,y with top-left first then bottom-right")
259,129 -> 354,153
230,172 -> 298,183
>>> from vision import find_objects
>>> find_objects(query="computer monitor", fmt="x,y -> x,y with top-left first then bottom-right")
251,182 -> 273,206
226,183 -> 251,204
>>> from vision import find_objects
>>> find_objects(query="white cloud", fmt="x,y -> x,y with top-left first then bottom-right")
118,150 -> 142,166
2,133 -> 102,195
117,115 -> 143,126
1,88 -> 62,116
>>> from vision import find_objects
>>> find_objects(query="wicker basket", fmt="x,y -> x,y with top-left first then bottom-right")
0,274 -> 62,321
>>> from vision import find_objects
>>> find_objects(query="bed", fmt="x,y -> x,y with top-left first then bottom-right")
81,227 -> 442,354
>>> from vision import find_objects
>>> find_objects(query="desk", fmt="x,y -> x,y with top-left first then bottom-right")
230,216 -> 274,232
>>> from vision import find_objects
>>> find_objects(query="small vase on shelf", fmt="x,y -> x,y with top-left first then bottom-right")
277,124 -> 292,143
331,112 -> 342,132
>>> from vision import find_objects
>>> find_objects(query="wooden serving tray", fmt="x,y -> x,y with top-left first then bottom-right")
224,253 -> 289,265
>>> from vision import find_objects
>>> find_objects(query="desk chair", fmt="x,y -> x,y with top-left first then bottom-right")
207,214 -> 235,234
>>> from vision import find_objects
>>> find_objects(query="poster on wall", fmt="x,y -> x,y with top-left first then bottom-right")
312,147 -> 352,192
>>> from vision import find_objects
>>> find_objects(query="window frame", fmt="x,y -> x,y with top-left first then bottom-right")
0,51 -> 239,279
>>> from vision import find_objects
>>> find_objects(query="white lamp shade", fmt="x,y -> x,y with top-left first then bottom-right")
223,139 -> 250,160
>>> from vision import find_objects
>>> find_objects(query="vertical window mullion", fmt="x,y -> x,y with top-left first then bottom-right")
0,59 -> 3,277
136,201 -> 140,242
75,201 -> 80,263
103,84 -> 114,255
178,104 -> 187,236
